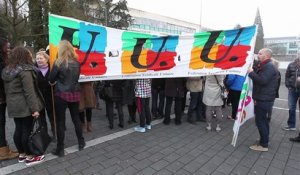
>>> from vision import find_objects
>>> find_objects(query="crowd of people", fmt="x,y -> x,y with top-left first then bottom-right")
0,37 -> 299,167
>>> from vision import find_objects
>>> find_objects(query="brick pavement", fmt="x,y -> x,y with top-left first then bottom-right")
0,84 -> 300,175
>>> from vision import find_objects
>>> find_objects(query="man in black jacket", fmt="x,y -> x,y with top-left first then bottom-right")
247,48 -> 279,152
283,57 -> 300,131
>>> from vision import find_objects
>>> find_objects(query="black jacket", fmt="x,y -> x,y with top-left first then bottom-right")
249,59 -> 279,102
285,59 -> 300,89
35,64 -> 53,109
0,53 -> 7,104
49,60 -> 80,93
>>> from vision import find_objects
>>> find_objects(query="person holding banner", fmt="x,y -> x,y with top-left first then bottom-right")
164,78 -> 186,125
49,40 -> 85,157
203,75 -> 225,132
134,79 -> 152,133
248,48 -> 279,152
225,75 -> 246,120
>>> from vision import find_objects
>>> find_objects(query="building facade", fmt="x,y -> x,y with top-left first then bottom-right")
264,36 -> 300,62
128,8 -> 208,35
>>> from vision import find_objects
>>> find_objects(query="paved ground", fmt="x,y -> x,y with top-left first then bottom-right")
0,84 -> 300,175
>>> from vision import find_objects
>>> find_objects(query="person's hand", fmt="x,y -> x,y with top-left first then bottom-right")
247,67 -> 253,73
32,111 -> 40,118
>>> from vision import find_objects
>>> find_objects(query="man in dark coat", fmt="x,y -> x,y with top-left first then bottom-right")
283,57 -> 300,131
248,48 -> 279,152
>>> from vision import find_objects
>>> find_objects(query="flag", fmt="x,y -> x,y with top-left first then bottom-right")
232,75 -> 255,146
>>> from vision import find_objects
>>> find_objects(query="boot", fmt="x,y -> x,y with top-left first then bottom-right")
82,123 -> 87,133
0,146 -> 19,161
87,122 -> 92,132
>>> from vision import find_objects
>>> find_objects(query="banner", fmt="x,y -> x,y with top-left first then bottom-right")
231,75 -> 255,146
49,14 -> 257,82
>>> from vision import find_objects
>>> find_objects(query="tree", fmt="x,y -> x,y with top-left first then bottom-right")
0,0 -> 29,46
253,8 -> 264,54
90,0 -> 133,29
50,0 -> 90,21
27,0 -> 49,51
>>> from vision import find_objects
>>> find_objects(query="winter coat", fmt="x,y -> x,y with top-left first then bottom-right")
165,78 -> 186,98
151,78 -> 165,90
49,60 -> 80,94
36,64 -> 53,112
225,75 -> 246,91
249,59 -> 279,102
122,80 -> 136,105
1,64 -> 44,118
186,77 -> 204,92
79,82 -> 96,111
202,75 -> 225,106
0,54 -> 6,104
101,80 -> 125,102
285,59 -> 300,89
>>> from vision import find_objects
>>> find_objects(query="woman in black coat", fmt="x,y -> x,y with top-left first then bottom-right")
35,50 -> 55,137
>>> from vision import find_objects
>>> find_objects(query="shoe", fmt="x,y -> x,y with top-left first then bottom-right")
51,148 -> 65,157
163,119 -> 170,125
187,118 -> 196,125
175,120 -> 182,125
196,118 -> 206,122
87,122 -> 92,132
282,126 -> 296,131
18,154 -> 27,163
289,136 -> 300,142
146,125 -> 151,130
206,123 -> 212,131
118,123 -> 124,128
0,146 -> 19,161
134,126 -> 146,133
216,124 -> 221,132
109,124 -> 113,130
79,141 -> 86,151
25,155 -> 45,166
249,145 -> 268,152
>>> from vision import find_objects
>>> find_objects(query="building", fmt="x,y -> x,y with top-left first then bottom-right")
264,36 -> 300,61
127,8 -> 209,35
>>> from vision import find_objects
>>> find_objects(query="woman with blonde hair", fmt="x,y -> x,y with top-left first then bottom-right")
49,40 -> 85,157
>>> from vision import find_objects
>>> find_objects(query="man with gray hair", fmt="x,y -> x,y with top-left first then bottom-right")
247,48 -> 279,152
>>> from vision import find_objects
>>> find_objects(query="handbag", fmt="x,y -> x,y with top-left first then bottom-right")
214,75 -> 228,99
28,118 -> 52,155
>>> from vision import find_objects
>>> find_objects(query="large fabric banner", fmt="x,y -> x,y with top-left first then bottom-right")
231,75 -> 255,146
49,14 -> 257,82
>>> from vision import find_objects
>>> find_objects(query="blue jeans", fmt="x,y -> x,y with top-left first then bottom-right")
255,101 -> 274,148
288,88 -> 300,128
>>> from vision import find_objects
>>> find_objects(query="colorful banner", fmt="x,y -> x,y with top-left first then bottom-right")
232,75 -> 255,147
49,14 -> 257,82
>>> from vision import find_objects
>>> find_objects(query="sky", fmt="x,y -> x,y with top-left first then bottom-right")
124,0 -> 299,38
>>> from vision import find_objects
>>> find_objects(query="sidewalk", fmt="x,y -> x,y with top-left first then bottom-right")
0,85 -> 300,175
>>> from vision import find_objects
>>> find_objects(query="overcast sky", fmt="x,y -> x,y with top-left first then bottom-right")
124,0 -> 299,38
